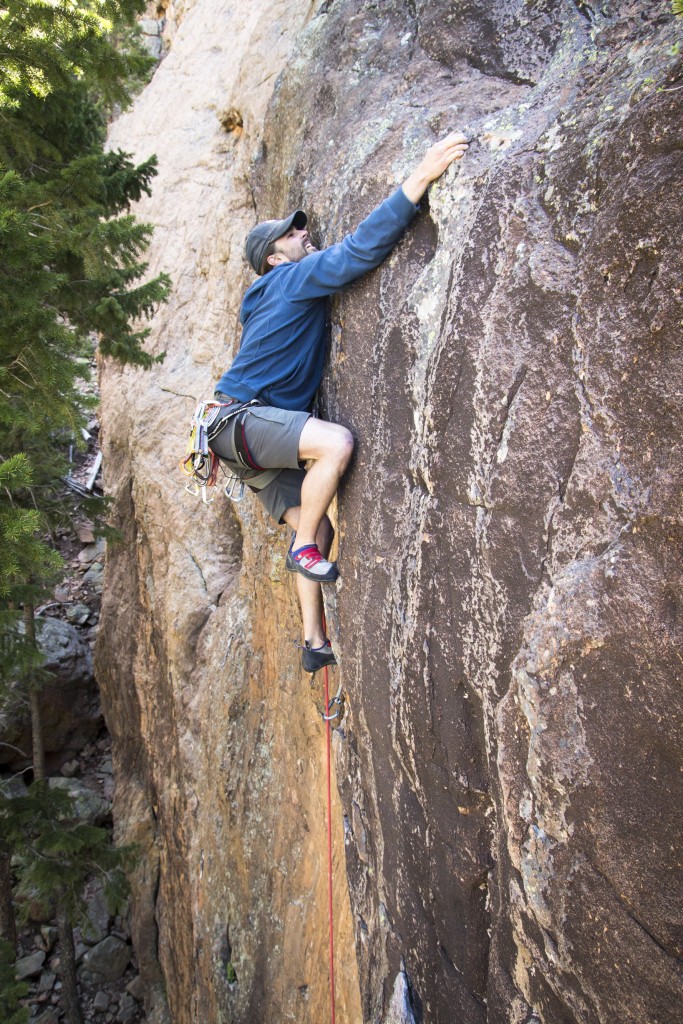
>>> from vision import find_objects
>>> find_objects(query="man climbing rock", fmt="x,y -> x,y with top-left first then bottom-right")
210,131 -> 468,672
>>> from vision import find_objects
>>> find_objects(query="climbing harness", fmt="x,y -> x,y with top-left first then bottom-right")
180,398 -> 278,504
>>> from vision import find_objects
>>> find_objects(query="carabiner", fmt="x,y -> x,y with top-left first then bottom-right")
224,475 -> 245,501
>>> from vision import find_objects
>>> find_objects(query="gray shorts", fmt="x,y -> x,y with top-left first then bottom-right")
209,401 -> 310,523
255,467 -> 307,523
238,405 -> 310,469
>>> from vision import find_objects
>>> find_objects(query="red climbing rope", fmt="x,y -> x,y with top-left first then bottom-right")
323,660 -> 336,1024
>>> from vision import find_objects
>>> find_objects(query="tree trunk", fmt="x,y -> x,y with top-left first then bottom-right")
23,605 -> 45,783
56,904 -> 83,1024
0,848 -> 16,949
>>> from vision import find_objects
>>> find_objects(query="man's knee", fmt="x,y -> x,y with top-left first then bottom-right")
335,427 -> 354,470
298,418 -> 355,466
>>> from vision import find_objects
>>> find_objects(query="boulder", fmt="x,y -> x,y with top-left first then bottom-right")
79,936 -> 131,983
15,950 -> 45,980
93,990 -> 110,1011
0,776 -> 28,799
384,971 -> 417,1024
48,778 -> 111,826
33,1010 -> 59,1024
60,759 -> 80,778
82,882 -> 112,944
78,539 -> 106,566
74,942 -> 89,965
125,975 -> 144,1001
77,524 -> 96,545
66,603 -> 92,626
37,971 -> 56,993
116,992 -> 137,1023
38,926 -> 58,954
82,562 -> 105,594
0,618 -> 100,767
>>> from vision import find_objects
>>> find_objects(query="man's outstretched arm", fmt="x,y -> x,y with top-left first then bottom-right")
285,131 -> 470,301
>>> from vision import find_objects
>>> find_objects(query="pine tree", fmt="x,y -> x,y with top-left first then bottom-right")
1,784 -> 134,1024
0,0 -> 170,635
0,3 -> 170,1015
0,1 -> 170,711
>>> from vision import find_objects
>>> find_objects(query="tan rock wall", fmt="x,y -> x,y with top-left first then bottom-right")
98,3 -> 361,1022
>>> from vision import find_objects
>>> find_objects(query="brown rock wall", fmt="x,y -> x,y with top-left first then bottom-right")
97,1 -> 683,1022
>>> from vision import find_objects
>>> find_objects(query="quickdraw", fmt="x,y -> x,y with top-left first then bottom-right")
180,399 -> 255,505
320,677 -> 344,721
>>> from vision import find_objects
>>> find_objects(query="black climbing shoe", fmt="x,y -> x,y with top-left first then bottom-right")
301,639 -> 337,674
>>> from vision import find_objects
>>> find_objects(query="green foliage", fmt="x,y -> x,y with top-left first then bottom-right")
0,448 -> 62,692
0,938 -> 29,1024
0,0 -> 171,690
0,457 -> 63,603
0,783 -> 134,927
0,4 -> 167,946
673,0 -> 683,16
0,1 -> 152,112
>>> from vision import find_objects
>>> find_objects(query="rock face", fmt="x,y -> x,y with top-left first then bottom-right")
96,2 -> 683,1023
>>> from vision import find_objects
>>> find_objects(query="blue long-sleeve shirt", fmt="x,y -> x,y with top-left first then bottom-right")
215,186 -> 419,411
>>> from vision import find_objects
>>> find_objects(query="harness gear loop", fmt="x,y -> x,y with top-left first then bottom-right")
181,398 -> 269,503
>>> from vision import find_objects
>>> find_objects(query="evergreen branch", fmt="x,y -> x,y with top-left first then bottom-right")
0,766 -> 33,790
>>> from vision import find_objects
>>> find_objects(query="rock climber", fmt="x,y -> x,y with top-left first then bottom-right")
210,131 -> 469,673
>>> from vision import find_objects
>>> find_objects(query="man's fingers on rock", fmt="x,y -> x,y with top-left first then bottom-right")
443,131 -> 469,146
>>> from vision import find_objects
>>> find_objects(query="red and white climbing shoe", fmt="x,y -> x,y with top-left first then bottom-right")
289,542 -> 339,583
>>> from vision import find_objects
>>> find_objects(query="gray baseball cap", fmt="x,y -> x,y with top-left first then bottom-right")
246,209 -> 307,275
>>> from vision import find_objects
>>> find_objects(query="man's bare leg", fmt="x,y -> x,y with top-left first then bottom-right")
295,418 -> 354,548
282,507 -> 333,647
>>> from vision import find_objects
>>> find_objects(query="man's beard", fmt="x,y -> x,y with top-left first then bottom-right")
287,238 -> 318,263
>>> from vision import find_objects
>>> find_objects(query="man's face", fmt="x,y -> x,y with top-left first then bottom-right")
271,226 -> 317,265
